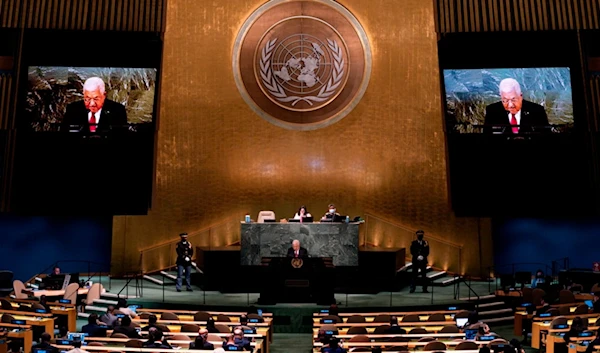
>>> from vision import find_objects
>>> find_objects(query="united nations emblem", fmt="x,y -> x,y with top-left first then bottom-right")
291,258 -> 304,268
233,0 -> 372,130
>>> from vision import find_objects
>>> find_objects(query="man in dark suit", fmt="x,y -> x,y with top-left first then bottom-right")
286,239 -> 308,258
63,77 -> 128,132
410,230 -> 429,293
484,78 -> 549,134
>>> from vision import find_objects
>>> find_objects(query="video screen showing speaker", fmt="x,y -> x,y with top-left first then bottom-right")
25,66 -> 157,132
443,67 -> 573,134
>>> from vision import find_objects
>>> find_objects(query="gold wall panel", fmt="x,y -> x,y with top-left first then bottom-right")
0,0 -> 166,31
112,0 -> 493,276
435,0 -> 600,33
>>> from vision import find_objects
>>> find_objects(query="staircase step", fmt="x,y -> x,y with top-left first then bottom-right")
85,305 -> 108,312
427,271 -> 447,280
77,312 -> 91,318
101,293 -> 139,299
479,308 -> 513,316
459,294 -> 496,301
93,298 -> 118,305
160,271 -> 177,281
483,315 -> 515,324
478,301 -> 505,308
143,275 -> 164,286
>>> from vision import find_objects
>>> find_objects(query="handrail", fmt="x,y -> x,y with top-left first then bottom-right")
364,213 -> 463,249
454,276 -> 480,310
138,215 -> 242,253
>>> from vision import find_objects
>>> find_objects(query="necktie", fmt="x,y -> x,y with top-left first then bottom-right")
295,251 -> 298,258
89,112 -> 96,133
510,114 -> 518,134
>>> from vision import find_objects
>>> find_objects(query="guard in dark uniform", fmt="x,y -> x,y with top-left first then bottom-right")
410,230 -> 429,293
176,232 -> 193,292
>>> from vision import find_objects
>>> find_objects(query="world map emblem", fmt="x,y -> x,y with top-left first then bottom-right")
233,0 -> 372,130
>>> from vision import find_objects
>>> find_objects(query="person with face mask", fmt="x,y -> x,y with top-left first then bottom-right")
176,232 -> 194,292
410,230 -> 430,293
321,203 -> 340,221
531,269 -> 545,288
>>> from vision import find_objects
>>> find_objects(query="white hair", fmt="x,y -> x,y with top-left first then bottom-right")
292,239 -> 300,245
83,77 -> 106,94
498,78 -> 522,96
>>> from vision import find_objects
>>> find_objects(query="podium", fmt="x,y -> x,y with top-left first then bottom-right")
258,257 -> 335,305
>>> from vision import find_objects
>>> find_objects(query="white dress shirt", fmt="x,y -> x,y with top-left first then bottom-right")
293,213 -> 312,220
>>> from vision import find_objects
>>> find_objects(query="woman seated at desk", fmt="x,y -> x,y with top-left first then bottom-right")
293,206 -> 312,220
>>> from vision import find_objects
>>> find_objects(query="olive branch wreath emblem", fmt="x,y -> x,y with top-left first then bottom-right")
259,38 -> 345,106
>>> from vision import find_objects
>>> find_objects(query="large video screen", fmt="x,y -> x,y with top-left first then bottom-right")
443,67 -> 573,134
25,66 -> 157,132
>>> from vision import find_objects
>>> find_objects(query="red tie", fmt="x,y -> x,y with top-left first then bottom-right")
89,112 -> 96,132
510,114 -> 518,134
295,251 -> 298,258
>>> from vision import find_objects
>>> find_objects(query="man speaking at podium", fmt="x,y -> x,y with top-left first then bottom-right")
287,239 -> 308,258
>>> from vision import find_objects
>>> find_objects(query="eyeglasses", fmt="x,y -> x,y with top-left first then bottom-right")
501,98 -> 520,105
84,97 -> 103,103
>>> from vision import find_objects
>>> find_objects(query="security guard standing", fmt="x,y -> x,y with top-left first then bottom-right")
176,232 -> 193,292
410,230 -> 429,293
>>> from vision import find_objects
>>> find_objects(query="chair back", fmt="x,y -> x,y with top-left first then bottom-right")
522,287 -> 534,303
346,315 -> 366,323
31,303 -> 45,311
427,313 -> 446,322
532,288 -> 546,306
216,314 -> 231,322
455,341 -> 479,350
550,316 -> 568,328
321,315 -> 341,323
110,333 -> 129,338
155,324 -> 170,332
247,313 -> 263,322
592,283 -> 600,294
0,299 -> 13,310
559,306 -> 571,315
207,334 -> 222,342
401,314 -> 421,322
487,338 -> 509,348
373,314 -> 391,323
170,334 -> 191,341
215,324 -> 231,333
125,339 -> 143,348
0,271 -> 14,294
138,312 -> 152,320
87,342 -> 105,347
573,304 -> 589,315
193,311 -> 211,322
418,337 -> 435,342
257,211 -> 276,223
346,326 -> 368,335
439,325 -> 460,333
181,324 -> 201,332
160,312 -> 179,321
1,314 -> 14,323
454,310 -> 470,318
63,283 -> 79,303
559,290 -> 575,304
349,335 -> 370,342
408,328 -> 427,334
423,341 -> 447,351
12,280 -> 27,299
372,325 -> 390,334
84,283 -> 104,305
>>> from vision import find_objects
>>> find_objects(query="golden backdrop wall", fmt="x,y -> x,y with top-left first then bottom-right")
112,0 -> 493,276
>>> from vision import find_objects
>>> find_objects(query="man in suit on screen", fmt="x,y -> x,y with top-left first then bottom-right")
63,76 -> 128,132
483,78 -> 549,134
287,239 -> 308,258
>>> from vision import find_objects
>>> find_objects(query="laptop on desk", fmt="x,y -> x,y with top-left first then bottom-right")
322,215 -> 346,222
288,217 -> 313,223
